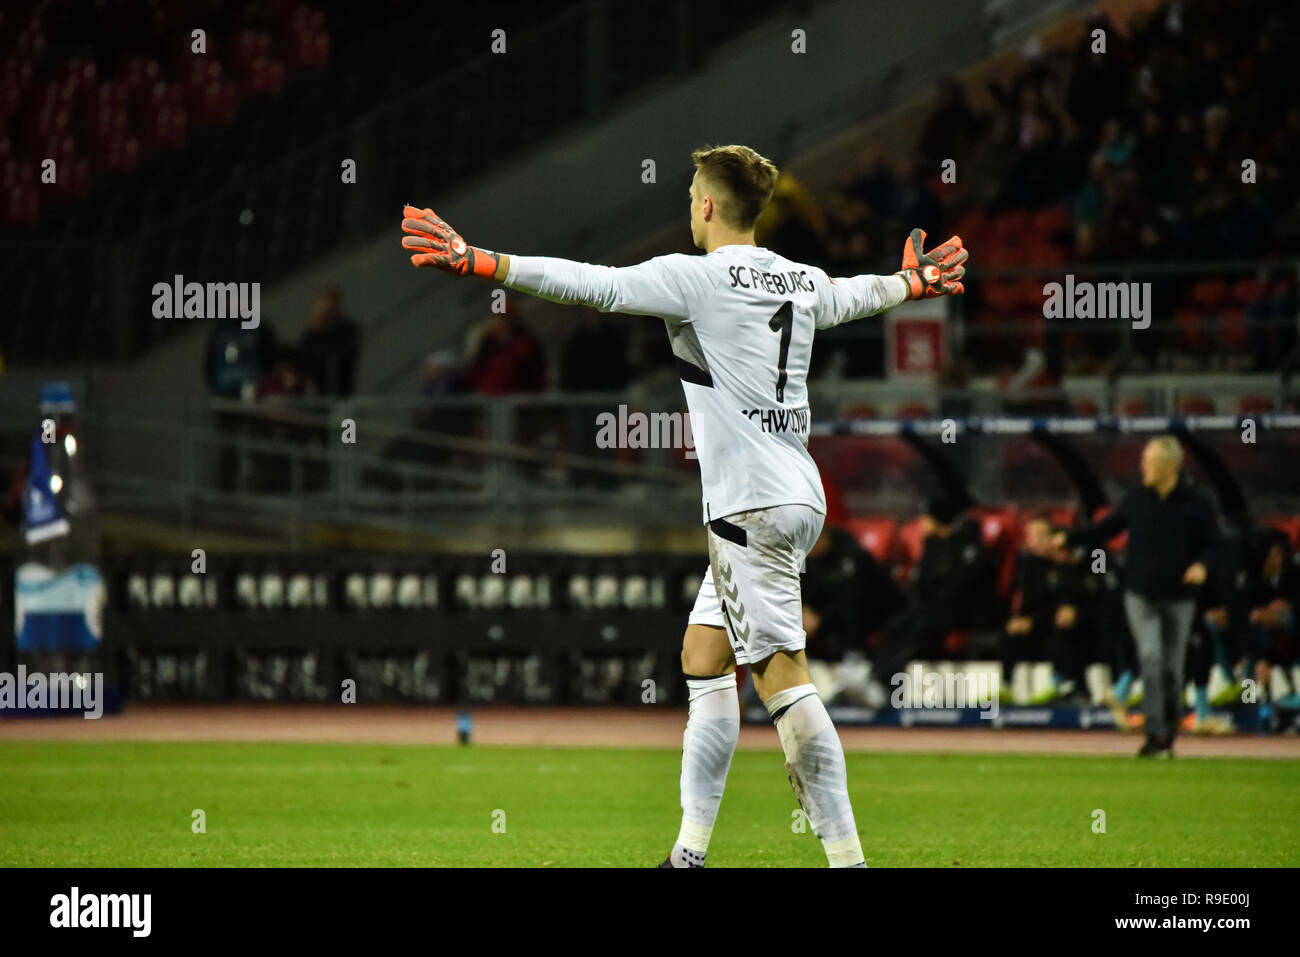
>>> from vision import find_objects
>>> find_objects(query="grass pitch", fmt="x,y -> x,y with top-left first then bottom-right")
1,741 -> 1296,867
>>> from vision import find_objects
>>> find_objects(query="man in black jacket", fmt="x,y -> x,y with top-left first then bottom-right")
1055,436 -> 1221,757
871,497 -> 999,696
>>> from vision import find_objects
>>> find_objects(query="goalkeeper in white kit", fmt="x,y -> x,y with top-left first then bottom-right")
401,144 -> 968,867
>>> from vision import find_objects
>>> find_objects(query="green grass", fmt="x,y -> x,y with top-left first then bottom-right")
1,742 -> 1297,866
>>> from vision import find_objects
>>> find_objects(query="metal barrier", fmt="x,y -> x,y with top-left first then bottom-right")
0,374 -> 1295,543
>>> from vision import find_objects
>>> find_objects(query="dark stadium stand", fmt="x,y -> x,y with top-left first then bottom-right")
2,0 -> 789,364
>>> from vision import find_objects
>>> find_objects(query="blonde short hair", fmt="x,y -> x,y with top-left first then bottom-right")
690,144 -> 779,230
1147,435 -> 1184,468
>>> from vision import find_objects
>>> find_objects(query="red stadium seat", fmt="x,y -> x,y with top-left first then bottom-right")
1230,277 -> 1268,306
194,78 -> 239,124
1176,395 -> 1215,416
3,183 -> 39,224
93,79 -> 131,123
842,402 -> 878,419
1046,506 -> 1077,528
287,12 -> 331,69
817,460 -> 849,529
895,402 -> 931,420
1024,206 -> 1070,265
1176,306 -> 1206,352
1260,516 -> 1300,549
949,209 -> 987,243
1012,277 -> 1043,310
146,80 -> 184,114
844,516 -> 896,564
0,156 -> 32,190
49,150 -> 88,198
1072,398 -> 1099,417
1238,395 -> 1272,415
1117,397 -> 1149,416
93,108 -> 131,166
117,57 -> 162,98
1026,241 -> 1066,266
1217,306 -> 1247,350
983,281 -> 1020,313
970,507 -> 1021,599
1020,314 -> 1045,349
1190,279 -> 1229,311
894,516 -> 927,570
102,131 -> 140,172
980,235 -> 1017,268
1030,206 -> 1072,240
1091,505 -> 1127,551
996,210 -> 1033,249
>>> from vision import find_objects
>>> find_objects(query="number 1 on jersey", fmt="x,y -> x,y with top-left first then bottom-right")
768,300 -> 793,402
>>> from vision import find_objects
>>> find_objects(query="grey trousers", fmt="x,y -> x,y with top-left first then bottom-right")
1123,591 -> 1196,742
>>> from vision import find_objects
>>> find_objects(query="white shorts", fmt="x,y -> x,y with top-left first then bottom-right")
686,504 -> 825,666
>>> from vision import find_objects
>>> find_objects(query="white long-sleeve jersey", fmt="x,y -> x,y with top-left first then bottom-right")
504,244 -> 908,524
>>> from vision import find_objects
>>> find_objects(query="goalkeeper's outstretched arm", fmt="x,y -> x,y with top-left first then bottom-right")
817,229 -> 968,328
401,205 -> 694,319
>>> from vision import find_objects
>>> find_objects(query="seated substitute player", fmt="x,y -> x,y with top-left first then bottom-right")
867,496 -> 999,702
1000,513 -> 1093,704
801,519 -> 907,704
1243,528 -> 1300,726
400,144 -> 967,868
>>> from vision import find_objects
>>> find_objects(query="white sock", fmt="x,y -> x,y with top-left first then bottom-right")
766,683 -> 865,868
670,673 -> 739,867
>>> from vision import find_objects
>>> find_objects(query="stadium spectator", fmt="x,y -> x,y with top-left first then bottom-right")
1095,547 -> 1140,728
560,309 -> 630,392
464,300 -> 546,395
1000,514 -> 1090,703
256,346 -> 305,400
205,319 -> 277,401
811,0 -> 1300,374
868,496 -> 1000,698
1056,436 -> 1222,756
824,185 -> 871,279
754,170 -> 830,266
203,318 -> 278,490
917,77 -> 981,169
252,345 -> 311,491
1192,524 -> 1257,735
1244,528 -> 1300,728
801,522 -> 906,703
1247,267 -> 1299,372
297,287 -> 361,397
421,349 -> 467,397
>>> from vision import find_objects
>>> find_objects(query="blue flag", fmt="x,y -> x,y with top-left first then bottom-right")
25,433 -> 69,544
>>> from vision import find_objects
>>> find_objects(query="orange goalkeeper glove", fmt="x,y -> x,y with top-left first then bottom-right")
401,205 -> 500,278
895,228 -> 967,299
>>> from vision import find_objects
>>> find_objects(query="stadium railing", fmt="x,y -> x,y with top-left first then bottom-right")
3,371 -> 1298,546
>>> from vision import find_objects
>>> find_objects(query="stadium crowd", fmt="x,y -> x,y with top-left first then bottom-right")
388,1 -> 1300,399
806,0 -> 1300,379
